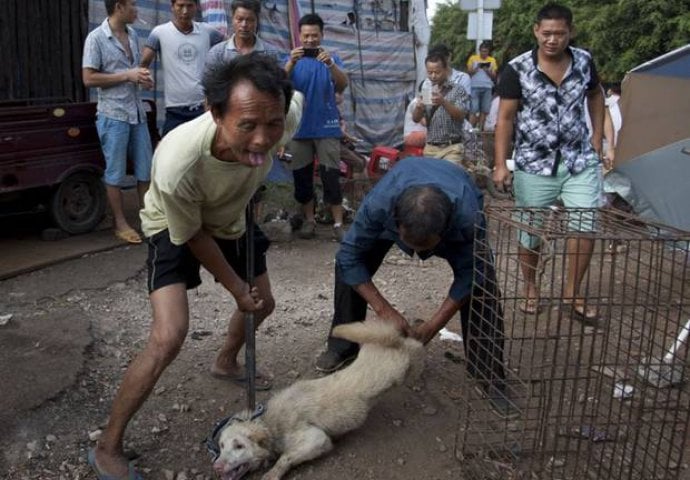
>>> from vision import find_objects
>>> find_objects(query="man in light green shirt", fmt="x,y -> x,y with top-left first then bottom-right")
89,53 -> 303,480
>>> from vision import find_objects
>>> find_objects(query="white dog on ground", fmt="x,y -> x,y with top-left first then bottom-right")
211,320 -> 424,480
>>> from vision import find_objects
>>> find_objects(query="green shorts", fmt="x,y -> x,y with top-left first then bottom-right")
514,157 -> 603,248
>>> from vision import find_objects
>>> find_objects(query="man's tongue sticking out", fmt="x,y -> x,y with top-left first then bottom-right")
249,151 -> 267,166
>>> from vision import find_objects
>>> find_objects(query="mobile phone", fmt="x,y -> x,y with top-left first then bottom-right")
479,62 -> 491,68
303,47 -> 320,58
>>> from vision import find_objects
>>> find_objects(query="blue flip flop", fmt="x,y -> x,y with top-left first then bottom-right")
88,448 -> 143,480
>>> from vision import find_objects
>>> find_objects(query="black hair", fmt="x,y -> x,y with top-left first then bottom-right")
479,40 -> 492,51
536,2 -> 573,27
299,13 -> 324,32
203,52 -> 293,119
394,185 -> 453,245
170,0 -> 199,5
428,43 -> 451,60
105,0 -> 126,16
425,51 -> 448,68
231,0 -> 261,17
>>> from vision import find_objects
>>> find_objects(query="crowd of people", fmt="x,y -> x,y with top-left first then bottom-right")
82,1 -> 618,478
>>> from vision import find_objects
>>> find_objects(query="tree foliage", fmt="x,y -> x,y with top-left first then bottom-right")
429,2 -> 473,69
430,0 -> 690,82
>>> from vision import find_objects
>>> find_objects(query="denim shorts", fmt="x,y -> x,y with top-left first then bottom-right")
514,157 -> 603,248
471,87 -> 493,114
96,115 -> 152,186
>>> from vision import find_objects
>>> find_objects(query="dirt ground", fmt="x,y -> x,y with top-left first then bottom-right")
6,188 -> 688,480
1,228 -> 472,480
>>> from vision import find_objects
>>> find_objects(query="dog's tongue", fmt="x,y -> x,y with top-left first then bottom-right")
223,464 -> 249,480
222,471 -> 241,480
249,152 -> 266,166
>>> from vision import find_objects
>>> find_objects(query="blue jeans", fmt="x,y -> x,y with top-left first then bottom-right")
96,115 -> 152,186
471,87 -> 493,114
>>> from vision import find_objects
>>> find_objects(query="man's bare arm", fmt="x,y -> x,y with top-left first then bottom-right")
353,281 -> 411,335
83,67 -> 153,89
494,98 -> 518,168
587,85 -> 605,156
139,46 -> 156,68
329,62 -> 348,93
411,99 -> 425,123
412,296 -> 464,344
439,96 -> 465,121
186,229 -> 262,312
492,97 -> 519,188
603,108 -> 615,169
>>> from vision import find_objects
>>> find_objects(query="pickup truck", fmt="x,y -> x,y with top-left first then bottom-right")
0,98 -> 159,234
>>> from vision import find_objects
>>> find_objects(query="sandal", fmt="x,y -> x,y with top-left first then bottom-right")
88,448 -> 143,480
569,302 -> 599,323
518,298 -> 541,315
210,366 -> 273,391
114,228 -> 142,244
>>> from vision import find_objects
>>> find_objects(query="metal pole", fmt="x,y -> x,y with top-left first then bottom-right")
354,0 -> 366,86
476,0 -> 484,54
244,198 -> 256,411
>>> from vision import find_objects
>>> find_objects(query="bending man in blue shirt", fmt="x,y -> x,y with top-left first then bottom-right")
315,157 -> 517,418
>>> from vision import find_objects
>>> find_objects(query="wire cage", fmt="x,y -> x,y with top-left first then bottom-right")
462,130 -> 513,201
458,206 -> 690,480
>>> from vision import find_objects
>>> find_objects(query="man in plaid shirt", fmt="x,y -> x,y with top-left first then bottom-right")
412,50 -> 469,168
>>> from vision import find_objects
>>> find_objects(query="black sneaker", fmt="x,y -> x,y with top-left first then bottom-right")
314,350 -> 356,373
297,221 -> 316,239
474,383 -> 520,420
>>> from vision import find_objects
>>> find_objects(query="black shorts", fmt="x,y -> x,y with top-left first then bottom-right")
292,162 -> 343,206
146,224 -> 270,293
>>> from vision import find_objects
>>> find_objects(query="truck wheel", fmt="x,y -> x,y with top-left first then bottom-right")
50,172 -> 106,234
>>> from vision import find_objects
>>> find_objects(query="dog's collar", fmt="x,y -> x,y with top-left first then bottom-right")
204,403 -> 266,462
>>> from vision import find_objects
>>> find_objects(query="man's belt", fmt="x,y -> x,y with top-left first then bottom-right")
427,138 -> 463,147
167,103 -> 204,112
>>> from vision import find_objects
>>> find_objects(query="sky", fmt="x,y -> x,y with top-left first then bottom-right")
427,0 -> 441,20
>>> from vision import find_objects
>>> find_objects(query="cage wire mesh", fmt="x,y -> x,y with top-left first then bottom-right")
458,206 -> 690,480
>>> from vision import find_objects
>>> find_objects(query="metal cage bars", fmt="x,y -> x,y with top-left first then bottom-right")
457,207 -> 690,480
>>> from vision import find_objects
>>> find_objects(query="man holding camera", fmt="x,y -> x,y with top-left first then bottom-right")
412,50 -> 468,168
284,13 -> 349,241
